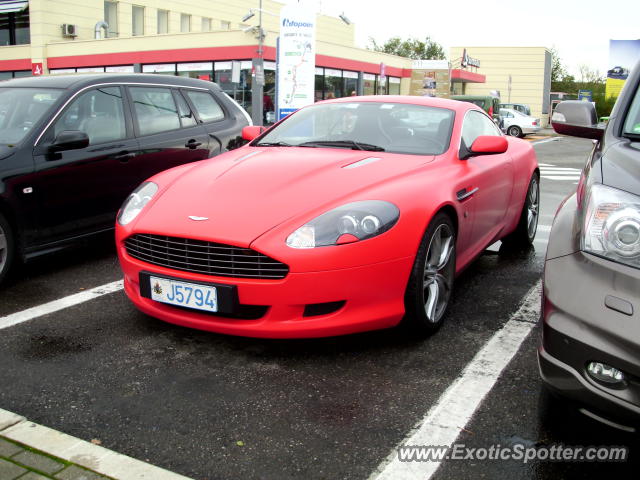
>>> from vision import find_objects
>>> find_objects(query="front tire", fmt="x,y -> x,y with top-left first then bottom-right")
503,173 -> 539,246
0,212 -> 15,286
507,125 -> 523,138
403,213 -> 456,334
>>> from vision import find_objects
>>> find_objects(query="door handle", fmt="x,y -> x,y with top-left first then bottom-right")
456,187 -> 479,202
114,151 -> 135,163
185,140 -> 203,149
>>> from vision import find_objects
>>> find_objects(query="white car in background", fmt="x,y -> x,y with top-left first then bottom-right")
499,108 -> 541,137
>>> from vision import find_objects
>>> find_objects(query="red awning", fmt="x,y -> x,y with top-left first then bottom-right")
451,69 -> 485,83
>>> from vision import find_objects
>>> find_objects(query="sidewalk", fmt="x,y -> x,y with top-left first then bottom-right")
0,409 -> 193,480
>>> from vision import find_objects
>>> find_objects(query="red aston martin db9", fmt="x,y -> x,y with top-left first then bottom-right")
116,96 -> 539,338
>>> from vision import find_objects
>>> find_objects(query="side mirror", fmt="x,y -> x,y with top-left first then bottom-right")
551,100 -> 604,140
461,135 -> 508,160
242,125 -> 266,142
50,130 -> 90,152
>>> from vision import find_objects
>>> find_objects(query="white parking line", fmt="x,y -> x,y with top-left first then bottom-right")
0,280 -> 124,330
532,137 -> 560,145
369,281 -> 541,480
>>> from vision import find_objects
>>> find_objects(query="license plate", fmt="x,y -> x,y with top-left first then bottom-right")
149,276 -> 218,312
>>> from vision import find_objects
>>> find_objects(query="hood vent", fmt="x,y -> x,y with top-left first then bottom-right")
343,157 -> 382,169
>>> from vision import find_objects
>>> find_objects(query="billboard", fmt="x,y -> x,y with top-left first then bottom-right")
409,60 -> 450,98
276,5 -> 316,120
606,40 -> 640,99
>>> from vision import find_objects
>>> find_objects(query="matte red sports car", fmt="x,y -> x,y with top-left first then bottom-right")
116,96 -> 539,338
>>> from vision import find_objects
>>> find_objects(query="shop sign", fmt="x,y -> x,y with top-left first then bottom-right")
578,90 -> 593,102
31,63 -> 43,76
461,49 -> 480,69
277,4 -> 316,120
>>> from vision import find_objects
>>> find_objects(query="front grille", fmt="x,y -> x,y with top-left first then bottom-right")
125,234 -> 289,279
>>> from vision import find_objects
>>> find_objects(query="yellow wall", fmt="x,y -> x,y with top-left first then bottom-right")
450,46 -> 551,125
26,0 -> 354,47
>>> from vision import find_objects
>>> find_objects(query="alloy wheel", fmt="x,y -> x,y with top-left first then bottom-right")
527,177 -> 539,239
423,224 -> 454,322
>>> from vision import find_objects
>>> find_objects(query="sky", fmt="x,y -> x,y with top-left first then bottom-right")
283,0 -> 640,78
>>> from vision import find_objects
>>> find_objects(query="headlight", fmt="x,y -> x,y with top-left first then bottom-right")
117,182 -> 158,226
583,183 -> 640,266
286,200 -> 399,249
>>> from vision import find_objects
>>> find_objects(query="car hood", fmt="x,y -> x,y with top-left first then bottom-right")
134,147 -> 435,246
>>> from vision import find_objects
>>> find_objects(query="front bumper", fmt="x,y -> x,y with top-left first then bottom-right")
119,244 -> 414,338
539,196 -> 640,426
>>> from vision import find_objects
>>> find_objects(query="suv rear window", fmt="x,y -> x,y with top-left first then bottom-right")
184,90 -> 224,122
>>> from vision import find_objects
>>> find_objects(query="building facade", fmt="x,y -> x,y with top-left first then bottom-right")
0,0 -> 413,121
450,46 -> 552,126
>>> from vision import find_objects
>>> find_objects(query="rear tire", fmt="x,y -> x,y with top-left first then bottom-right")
403,213 -> 456,334
0,212 -> 15,286
503,173 -> 539,247
507,125 -> 523,138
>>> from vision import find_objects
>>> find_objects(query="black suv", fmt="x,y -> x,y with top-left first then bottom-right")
0,73 -> 250,284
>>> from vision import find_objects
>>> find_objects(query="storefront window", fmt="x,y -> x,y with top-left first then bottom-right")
378,76 -> 388,95
314,67 -> 324,102
76,67 -> 106,73
214,60 -> 252,117
142,64 -> 176,75
177,62 -> 213,81
106,65 -> 134,73
263,62 -> 276,124
344,71 -> 358,97
324,68 -> 343,99
0,72 -> 11,81
0,7 -> 30,45
363,73 -> 376,96
388,77 -> 401,95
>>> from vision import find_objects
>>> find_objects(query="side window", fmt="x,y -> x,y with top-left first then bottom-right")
130,87 -> 180,136
184,90 -> 225,123
174,91 -> 197,128
53,87 -> 126,145
461,110 -> 502,148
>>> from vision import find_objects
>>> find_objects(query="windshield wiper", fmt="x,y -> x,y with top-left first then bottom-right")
297,140 -> 385,152
254,141 -> 293,147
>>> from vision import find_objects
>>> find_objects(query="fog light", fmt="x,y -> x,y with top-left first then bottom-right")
587,361 -> 625,385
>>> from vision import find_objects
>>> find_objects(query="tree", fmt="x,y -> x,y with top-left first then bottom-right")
368,36 -> 446,60
550,47 -> 567,83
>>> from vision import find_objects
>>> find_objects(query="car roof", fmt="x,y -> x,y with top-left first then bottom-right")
0,73 -> 221,91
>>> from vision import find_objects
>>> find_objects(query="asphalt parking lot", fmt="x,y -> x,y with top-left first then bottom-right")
1,136 -> 637,480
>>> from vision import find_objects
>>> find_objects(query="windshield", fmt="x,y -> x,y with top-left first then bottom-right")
0,88 -> 63,144
623,83 -> 640,136
256,102 -> 455,155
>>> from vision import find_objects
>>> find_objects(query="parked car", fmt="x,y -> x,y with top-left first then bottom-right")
541,59 -> 640,430
451,95 -> 501,122
0,73 -> 251,285
116,96 -> 539,338
499,102 -> 531,116
499,108 -> 541,137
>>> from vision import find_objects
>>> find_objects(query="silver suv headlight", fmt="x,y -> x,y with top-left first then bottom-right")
286,200 -> 400,249
583,183 -> 640,266
117,182 -> 158,226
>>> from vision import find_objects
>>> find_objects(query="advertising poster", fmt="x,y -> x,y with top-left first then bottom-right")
606,39 -> 640,99
276,5 -> 316,120
409,60 -> 450,98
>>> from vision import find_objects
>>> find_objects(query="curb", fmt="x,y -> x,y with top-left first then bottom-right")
0,408 -> 193,480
